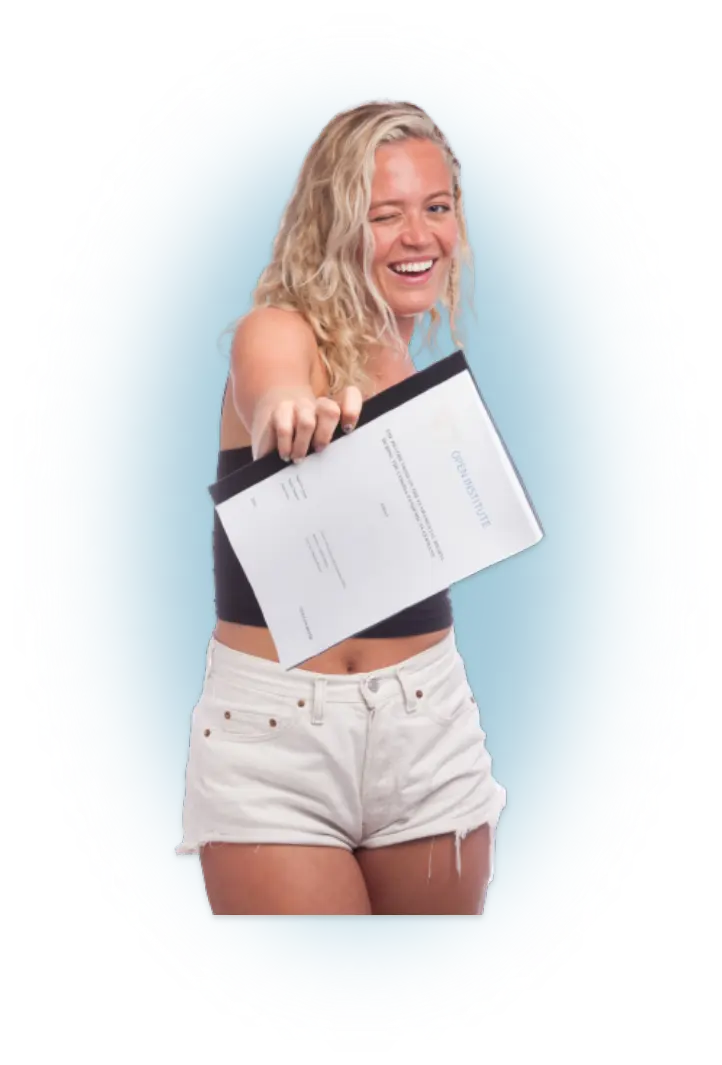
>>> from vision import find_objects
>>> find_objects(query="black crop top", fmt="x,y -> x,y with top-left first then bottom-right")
213,446 -> 453,638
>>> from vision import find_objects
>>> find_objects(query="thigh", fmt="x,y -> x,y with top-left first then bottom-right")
356,824 -> 492,915
200,842 -> 372,915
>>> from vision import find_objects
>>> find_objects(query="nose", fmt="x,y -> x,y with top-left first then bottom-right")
400,210 -> 432,247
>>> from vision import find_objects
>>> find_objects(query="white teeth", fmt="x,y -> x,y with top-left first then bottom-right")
390,260 -> 434,273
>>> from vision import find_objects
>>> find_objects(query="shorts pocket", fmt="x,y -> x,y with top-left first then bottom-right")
195,686 -> 302,743
417,658 -> 477,726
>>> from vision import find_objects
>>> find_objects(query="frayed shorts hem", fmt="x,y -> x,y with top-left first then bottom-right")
175,832 -> 352,856
357,812 -> 499,852
358,800 -> 504,878
176,798 -> 504,865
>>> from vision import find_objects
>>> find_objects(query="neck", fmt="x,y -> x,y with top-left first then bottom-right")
396,314 -> 416,345
363,317 -> 418,375
366,336 -> 414,372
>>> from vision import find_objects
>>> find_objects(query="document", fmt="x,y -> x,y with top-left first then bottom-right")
209,350 -> 544,669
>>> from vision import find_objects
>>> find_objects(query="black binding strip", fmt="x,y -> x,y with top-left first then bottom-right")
208,349 -> 468,504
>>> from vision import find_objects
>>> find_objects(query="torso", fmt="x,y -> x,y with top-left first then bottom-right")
213,323 -> 452,674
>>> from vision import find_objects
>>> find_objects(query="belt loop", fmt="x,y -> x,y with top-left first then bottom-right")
202,639 -> 216,699
204,639 -> 215,681
396,664 -> 418,715
311,677 -> 326,725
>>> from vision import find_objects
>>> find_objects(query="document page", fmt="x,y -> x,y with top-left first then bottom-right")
211,352 -> 543,668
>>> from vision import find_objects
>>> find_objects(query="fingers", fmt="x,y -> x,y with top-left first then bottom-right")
337,386 -> 364,434
311,397 -> 342,453
261,389 -> 364,463
271,399 -> 297,462
289,399 -> 318,462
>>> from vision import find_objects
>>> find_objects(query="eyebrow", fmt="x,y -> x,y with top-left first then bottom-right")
369,190 -> 453,210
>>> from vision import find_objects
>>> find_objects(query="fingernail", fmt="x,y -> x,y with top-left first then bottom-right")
343,424 -> 353,433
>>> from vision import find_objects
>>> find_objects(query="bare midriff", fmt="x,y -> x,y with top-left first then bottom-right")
212,339 -> 452,675
212,621 -> 452,675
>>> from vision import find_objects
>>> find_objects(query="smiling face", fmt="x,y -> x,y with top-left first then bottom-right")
368,138 -> 459,341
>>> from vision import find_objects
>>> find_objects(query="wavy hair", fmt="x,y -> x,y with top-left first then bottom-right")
250,101 -> 473,393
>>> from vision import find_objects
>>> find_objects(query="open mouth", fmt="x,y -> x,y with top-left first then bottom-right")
387,258 -> 437,282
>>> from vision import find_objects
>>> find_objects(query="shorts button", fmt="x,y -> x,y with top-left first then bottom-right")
203,728 -> 211,737
224,711 -> 231,719
416,689 -> 423,699
298,699 -> 306,707
367,677 -> 379,692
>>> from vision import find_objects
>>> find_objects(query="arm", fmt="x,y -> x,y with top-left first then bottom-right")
230,307 -> 362,461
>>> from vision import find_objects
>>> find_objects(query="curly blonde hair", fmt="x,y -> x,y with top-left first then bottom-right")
251,100 -> 473,394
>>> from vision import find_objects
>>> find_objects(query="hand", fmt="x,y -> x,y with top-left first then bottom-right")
252,386 -> 364,462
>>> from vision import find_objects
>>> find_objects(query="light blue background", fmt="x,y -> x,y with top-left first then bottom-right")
43,47 -> 677,1013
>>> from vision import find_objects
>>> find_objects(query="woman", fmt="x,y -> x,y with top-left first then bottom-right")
177,101 -> 506,914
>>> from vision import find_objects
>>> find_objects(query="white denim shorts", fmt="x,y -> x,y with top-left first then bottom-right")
176,628 -> 506,874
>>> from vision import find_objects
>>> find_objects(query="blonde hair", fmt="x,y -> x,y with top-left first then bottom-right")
252,101 -> 474,393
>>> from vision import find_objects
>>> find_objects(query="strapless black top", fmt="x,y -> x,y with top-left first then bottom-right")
212,445 -> 453,638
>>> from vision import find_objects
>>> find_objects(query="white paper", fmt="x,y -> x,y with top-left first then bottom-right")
215,368 -> 543,668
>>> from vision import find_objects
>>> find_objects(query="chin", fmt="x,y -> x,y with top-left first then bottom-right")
388,295 -> 440,318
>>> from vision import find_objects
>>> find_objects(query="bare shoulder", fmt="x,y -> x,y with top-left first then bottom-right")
232,305 -> 317,360
228,306 -> 325,434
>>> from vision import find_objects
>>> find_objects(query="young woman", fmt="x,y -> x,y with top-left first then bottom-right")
177,101 -> 506,914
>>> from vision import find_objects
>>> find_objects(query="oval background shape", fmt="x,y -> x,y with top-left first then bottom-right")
42,37 -> 681,1018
